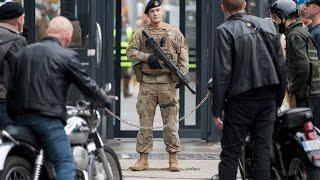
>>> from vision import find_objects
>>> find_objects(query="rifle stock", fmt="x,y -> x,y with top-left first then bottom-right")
142,30 -> 196,94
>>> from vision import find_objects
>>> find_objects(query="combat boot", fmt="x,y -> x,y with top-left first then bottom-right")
169,153 -> 180,172
130,153 -> 149,171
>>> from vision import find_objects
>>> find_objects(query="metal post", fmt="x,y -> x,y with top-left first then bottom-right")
179,0 -> 186,128
115,0 -> 122,137
105,0 -> 116,139
24,0 -> 35,43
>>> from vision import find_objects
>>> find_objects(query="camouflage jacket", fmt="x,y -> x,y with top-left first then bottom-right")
285,21 -> 314,99
127,23 -> 189,83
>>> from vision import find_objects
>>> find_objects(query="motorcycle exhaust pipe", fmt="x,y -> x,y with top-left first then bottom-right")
33,150 -> 44,180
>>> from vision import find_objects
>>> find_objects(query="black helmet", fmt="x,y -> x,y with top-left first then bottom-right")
269,0 -> 298,19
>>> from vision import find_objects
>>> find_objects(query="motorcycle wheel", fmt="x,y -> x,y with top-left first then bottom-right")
103,145 -> 122,180
289,157 -> 320,180
93,145 -> 122,180
0,156 -> 32,180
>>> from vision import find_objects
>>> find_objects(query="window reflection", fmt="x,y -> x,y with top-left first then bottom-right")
34,0 -> 88,47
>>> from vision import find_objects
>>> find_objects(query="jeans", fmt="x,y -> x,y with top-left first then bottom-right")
309,96 -> 320,129
219,88 -> 276,180
0,102 -> 13,129
15,114 -> 75,180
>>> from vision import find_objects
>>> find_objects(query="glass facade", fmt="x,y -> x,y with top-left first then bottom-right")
11,0 -> 271,139
34,0 -> 89,48
246,0 -> 269,17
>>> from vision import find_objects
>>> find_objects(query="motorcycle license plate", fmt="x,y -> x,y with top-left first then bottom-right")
302,139 -> 320,152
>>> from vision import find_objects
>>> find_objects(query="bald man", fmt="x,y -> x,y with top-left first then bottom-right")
7,16 -> 111,180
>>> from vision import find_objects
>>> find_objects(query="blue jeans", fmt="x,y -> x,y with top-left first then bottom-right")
309,96 -> 320,129
0,102 -> 13,129
15,114 -> 75,180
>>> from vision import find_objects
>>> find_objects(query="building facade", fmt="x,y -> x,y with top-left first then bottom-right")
5,0 -> 269,142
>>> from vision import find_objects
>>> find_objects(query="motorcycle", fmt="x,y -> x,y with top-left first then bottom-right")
0,85 -> 122,180
207,78 -> 320,180
239,108 -> 320,180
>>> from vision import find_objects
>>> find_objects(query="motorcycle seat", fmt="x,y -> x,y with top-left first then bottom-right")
3,125 -> 41,149
277,108 -> 312,129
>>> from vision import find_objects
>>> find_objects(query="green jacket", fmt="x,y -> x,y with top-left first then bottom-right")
285,21 -> 313,99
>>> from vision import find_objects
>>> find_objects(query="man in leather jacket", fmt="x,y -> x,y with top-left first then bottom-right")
0,2 -> 26,129
212,0 -> 286,179
7,16 -> 111,180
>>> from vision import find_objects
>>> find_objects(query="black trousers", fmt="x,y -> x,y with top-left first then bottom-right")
219,88 -> 276,180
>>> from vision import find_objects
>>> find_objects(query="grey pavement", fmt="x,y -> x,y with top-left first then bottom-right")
108,139 -> 242,179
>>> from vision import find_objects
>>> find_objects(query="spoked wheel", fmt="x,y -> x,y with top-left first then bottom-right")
92,145 -> 122,180
271,167 -> 282,180
239,154 -> 246,180
289,157 -> 320,180
0,156 -> 32,180
239,138 -> 253,180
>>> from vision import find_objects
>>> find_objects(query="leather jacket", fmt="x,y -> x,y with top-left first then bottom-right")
0,23 -> 27,100
7,37 -> 109,122
212,12 -> 286,117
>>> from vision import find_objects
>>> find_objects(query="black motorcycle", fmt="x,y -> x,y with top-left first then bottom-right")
239,108 -> 320,180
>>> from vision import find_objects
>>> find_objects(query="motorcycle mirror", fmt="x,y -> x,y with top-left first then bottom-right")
102,83 -> 112,94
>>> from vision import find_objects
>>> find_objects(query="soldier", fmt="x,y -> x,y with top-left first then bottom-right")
270,0 -> 320,128
126,0 -> 189,172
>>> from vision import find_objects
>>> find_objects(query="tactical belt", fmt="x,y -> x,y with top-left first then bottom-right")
142,72 -> 170,77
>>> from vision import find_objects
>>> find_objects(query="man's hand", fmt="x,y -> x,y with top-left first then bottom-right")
213,116 -> 223,130
147,54 -> 164,69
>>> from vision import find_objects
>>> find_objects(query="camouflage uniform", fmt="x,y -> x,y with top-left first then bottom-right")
127,23 -> 189,153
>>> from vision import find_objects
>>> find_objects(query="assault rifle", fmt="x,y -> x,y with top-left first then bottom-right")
142,30 -> 196,94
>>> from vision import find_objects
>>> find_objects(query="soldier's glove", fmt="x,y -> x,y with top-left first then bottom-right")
148,54 -> 164,69
175,80 -> 183,89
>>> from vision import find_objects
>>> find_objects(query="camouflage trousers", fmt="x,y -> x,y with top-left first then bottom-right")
136,82 -> 181,154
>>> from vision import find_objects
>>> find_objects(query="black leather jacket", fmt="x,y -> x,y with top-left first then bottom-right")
212,12 -> 286,117
7,37 -> 109,122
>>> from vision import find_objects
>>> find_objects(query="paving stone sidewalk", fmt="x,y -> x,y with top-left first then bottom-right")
109,139 -> 242,180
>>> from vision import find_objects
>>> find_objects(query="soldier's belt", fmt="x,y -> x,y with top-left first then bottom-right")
142,72 -> 171,77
